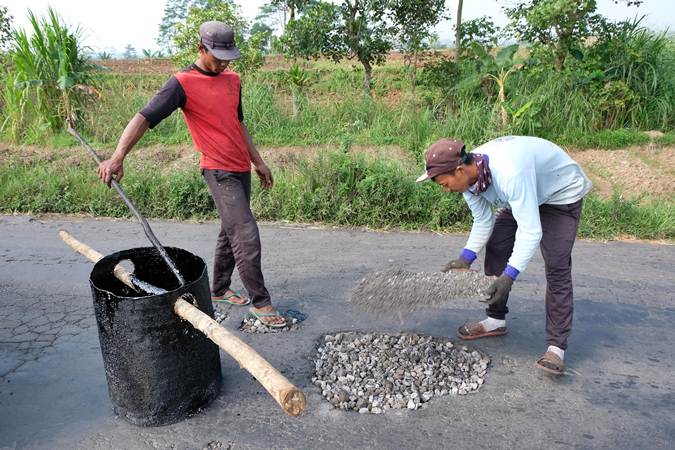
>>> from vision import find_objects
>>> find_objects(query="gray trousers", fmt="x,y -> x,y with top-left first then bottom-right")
484,200 -> 583,350
202,169 -> 271,308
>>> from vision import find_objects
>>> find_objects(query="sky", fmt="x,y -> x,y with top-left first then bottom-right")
3,0 -> 674,55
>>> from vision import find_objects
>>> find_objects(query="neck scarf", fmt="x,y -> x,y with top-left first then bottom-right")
468,154 -> 492,195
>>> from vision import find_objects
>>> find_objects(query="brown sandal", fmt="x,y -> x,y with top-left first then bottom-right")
457,322 -> 507,340
534,351 -> 565,375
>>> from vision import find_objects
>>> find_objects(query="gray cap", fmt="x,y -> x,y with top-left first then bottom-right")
199,21 -> 241,61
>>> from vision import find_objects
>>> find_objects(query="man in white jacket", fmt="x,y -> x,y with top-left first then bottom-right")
417,136 -> 592,375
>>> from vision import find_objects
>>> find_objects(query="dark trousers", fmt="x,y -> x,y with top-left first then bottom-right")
484,200 -> 583,350
202,169 -> 271,308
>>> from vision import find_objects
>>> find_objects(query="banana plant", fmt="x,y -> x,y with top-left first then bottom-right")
286,63 -> 312,120
471,43 -> 525,128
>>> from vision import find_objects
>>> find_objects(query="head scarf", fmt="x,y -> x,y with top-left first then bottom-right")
468,154 -> 492,195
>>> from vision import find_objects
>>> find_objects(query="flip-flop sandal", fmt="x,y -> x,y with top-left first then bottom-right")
248,308 -> 287,328
457,322 -> 508,340
534,352 -> 565,375
211,291 -> 250,306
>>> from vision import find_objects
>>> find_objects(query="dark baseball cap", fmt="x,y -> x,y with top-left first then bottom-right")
199,21 -> 241,61
416,138 -> 466,182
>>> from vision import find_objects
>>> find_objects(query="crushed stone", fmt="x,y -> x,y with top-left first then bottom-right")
312,331 -> 490,413
351,269 -> 496,315
239,309 -> 306,334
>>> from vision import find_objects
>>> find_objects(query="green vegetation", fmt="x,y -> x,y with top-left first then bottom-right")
0,1 -> 673,241
1,150 -> 672,240
1,7 -> 99,140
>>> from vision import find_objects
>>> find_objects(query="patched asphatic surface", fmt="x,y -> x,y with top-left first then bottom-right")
1,216 -> 674,449
239,309 -> 307,334
312,332 -> 490,413
351,269 -> 496,315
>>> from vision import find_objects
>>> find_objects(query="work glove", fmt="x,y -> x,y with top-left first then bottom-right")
481,274 -> 513,306
441,257 -> 472,272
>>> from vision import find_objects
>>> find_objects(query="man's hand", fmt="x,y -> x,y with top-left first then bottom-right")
98,156 -> 124,187
481,274 -> 513,305
255,163 -> 273,189
441,258 -> 471,272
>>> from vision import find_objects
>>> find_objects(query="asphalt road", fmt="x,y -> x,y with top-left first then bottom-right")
1,215 -> 673,450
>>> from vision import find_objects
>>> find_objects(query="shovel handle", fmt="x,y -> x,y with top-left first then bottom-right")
67,126 -> 185,286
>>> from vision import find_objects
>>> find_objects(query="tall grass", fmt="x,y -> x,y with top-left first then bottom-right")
1,7 -> 98,141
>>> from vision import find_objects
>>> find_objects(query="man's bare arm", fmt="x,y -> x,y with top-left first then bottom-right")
98,113 -> 150,185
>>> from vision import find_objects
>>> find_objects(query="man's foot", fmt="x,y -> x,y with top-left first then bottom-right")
534,350 -> 565,375
211,290 -> 250,306
457,317 -> 507,340
249,305 -> 287,328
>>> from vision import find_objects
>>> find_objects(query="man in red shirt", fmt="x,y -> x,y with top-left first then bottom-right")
98,21 -> 286,327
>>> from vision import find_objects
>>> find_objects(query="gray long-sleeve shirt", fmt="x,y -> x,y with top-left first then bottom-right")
463,136 -> 592,273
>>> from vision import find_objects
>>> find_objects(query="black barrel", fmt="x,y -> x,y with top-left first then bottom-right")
89,247 -> 221,426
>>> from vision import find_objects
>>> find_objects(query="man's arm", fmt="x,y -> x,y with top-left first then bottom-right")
98,75 -> 185,186
98,113 -> 149,186
463,193 -> 495,258
241,122 -> 273,190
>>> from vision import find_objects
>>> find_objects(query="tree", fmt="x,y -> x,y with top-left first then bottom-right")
270,0 -> 312,25
0,5 -> 12,53
281,0 -> 391,96
157,0 -> 209,52
454,0 -> 463,57
280,2 -> 341,116
457,16 -> 500,51
123,44 -> 137,59
171,0 -> 264,76
340,0 -> 392,95
250,21 -> 274,53
280,2 -> 343,61
504,0 -> 640,71
388,0 -> 446,93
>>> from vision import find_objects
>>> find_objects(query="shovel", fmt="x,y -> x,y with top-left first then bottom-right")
68,126 -> 185,286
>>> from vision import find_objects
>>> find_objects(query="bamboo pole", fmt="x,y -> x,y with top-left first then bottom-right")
59,230 -> 306,416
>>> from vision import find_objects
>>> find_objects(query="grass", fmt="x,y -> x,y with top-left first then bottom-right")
655,131 -> 675,146
1,150 -> 672,240
561,128 -> 651,149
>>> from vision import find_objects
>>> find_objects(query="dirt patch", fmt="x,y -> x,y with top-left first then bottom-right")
259,144 -> 412,170
570,146 -> 675,201
94,58 -> 176,75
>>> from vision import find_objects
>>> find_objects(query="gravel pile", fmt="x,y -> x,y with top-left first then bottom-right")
312,332 -> 490,413
212,304 -> 229,323
351,269 -> 496,315
239,309 -> 306,334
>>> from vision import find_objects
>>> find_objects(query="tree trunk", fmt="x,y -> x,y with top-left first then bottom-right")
455,0 -> 463,60
497,75 -> 508,128
409,52 -> 418,95
362,59 -> 372,96
554,48 -> 565,71
291,90 -> 298,119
